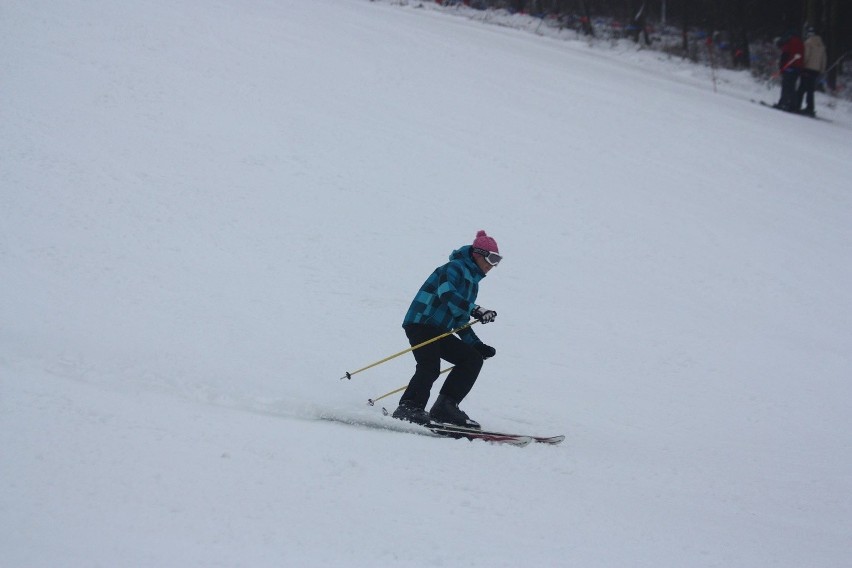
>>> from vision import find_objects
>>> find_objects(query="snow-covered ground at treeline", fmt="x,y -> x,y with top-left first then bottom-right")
2,0 -> 851,566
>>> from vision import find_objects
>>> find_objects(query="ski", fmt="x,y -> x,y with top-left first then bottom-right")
427,423 -> 534,447
751,99 -> 831,122
379,406 -> 564,445
319,414 -> 534,446
427,422 -> 565,446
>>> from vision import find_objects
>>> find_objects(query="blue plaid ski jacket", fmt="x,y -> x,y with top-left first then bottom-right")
402,245 -> 484,345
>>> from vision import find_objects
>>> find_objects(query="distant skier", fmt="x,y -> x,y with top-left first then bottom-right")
795,26 -> 827,117
391,230 -> 501,429
773,29 -> 804,112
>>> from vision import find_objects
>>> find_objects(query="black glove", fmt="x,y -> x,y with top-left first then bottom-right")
471,305 -> 497,324
474,342 -> 496,359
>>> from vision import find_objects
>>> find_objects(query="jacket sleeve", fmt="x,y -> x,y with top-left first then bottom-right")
437,263 -> 483,345
436,262 -> 476,319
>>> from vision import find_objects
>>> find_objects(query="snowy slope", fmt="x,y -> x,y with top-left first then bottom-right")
2,0 -> 851,566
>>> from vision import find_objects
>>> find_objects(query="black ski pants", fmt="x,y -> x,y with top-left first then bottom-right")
796,69 -> 818,112
778,69 -> 800,110
399,324 -> 484,409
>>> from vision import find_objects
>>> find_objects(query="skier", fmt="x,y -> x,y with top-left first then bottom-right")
391,230 -> 501,429
773,29 -> 804,112
795,26 -> 827,117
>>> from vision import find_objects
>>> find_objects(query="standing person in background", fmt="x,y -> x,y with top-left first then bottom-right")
773,29 -> 804,112
392,231 -> 501,429
796,26 -> 827,117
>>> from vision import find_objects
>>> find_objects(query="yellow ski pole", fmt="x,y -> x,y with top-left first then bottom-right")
366,367 -> 453,406
366,385 -> 406,407
340,321 -> 477,380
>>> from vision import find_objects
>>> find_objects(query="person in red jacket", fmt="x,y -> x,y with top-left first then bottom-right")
773,29 -> 804,112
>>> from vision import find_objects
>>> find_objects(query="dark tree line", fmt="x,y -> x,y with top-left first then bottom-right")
470,0 -> 851,88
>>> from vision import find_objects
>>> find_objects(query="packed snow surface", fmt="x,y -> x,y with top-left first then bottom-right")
2,0 -> 851,566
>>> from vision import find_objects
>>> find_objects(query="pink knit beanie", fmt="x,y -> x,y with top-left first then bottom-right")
472,230 -> 499,253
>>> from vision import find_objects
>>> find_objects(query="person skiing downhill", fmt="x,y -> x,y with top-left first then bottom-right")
391,230 -> 501,429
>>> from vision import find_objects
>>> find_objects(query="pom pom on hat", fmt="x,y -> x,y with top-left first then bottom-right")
472,230 -> 499,253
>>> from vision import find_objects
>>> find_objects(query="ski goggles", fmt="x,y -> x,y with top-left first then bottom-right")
472,247 -> 502,266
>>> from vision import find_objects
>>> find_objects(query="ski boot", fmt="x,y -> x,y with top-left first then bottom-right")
429,394 -> 480,430
391,400 -> 431,425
